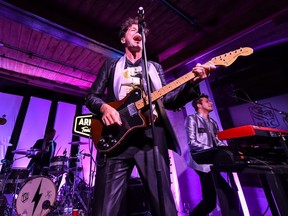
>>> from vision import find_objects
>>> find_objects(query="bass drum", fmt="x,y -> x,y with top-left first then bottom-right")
16,176 -> 56,216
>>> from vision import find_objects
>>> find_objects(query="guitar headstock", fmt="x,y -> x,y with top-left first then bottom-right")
210,47 -> 253,67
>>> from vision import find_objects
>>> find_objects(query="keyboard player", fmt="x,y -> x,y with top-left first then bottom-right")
184,94 -> 242,216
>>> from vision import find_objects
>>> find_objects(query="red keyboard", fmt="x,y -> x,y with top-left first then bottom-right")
217,125 -> 288,140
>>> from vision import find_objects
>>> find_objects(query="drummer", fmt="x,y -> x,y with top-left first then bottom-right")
27,128 -> 57,176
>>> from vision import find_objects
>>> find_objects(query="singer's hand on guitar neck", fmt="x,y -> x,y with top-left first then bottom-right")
190,62 -> 216,84
100,103 -> 122,126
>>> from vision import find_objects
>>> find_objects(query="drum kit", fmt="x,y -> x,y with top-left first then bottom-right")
0,141 -> 93,216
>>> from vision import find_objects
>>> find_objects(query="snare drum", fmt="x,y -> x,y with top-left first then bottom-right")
16,176 -> 56,216
49,156 -> 68,175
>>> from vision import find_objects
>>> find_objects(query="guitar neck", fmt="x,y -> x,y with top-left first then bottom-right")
134,71 -> 196,110
134,47 -> 253,110
134,59 -> 215,110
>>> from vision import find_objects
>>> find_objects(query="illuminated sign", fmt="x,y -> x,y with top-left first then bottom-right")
73,114 -> 93,138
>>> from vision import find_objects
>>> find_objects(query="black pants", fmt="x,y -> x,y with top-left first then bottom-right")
190,170 -> 241,216
91,128 -> 177,216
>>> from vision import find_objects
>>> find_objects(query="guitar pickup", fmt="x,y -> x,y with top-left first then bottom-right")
127,103 -> 137,116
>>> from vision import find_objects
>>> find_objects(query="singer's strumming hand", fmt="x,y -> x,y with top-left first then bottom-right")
100,104 -> 122,126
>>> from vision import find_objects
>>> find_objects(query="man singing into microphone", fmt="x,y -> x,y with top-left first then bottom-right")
86,15 -> 215,216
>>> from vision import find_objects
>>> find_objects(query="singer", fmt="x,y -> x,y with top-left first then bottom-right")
86,13 -> 215,216
27,128 -> 57,176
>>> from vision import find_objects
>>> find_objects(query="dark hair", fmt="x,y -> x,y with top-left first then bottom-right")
192,94 -> 209,111
45,128 -> 56,135
119,17 -> 149,39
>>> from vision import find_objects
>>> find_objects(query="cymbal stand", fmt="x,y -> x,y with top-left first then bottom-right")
71,149 -> 87,212
0,162 -> 11,215
87,135 -> 95,215
63,145 -> 87,214
11,176 -> 21,215
2,156 -> 26,216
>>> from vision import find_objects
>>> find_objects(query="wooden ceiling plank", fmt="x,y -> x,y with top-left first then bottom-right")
73,48 -> 91,65
9,20 -> 24,74
33,36 -> 52,76
0,1 -> 123,58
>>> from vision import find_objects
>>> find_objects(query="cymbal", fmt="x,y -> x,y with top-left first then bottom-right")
0,142 -> 12,146
68,141 -> 88,145
12,148 -> 42,156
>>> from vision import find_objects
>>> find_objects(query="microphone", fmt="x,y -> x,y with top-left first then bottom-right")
138,7 -> 145,34
138,7 -> 144,24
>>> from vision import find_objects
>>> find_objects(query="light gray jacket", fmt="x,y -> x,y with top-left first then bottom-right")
184,113 -> 225,172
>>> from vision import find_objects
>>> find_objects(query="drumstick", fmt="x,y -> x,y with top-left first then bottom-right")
54,134 -> 59,141
55,146 -> 61,156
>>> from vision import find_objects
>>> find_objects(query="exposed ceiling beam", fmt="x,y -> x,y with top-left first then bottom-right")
0,67 -> 88,97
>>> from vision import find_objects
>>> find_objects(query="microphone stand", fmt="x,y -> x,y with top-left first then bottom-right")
87,133 -> 94,215
139,17 -> 165,216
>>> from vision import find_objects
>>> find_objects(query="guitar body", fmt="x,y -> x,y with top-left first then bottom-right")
91,88 -> 147,153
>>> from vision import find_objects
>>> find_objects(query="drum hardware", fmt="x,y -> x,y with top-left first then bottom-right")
7,168 -> 30,179
39,145 -> 89,215
0,192 -> 8,216
11,175 -> 22,215
0,168 -> 30,215
68,141 -> 88,145
57,144 -> 89,214
0,143 -> 92,215
74,184 -> 88,212
2,168 -> 29,194
70,152 -> 86,211
56,177 -> 88,215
